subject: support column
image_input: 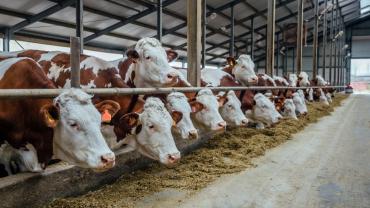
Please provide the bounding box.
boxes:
[276,33,280,76]
[292,47,295,74]
[157,0,163,42]
[76,0,84,53]
[187,0,202,87]
[201,0,206,68]
[250,16,255,59]
[334,4,339,85]
[266,0,276,76]
[2,28,10,52]
[312,0,319,79]
[296,0,304,74]
[322,0,328,79]
[230,5,235,57]
[70,37,81,88]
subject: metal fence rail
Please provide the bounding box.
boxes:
[0,86,345,99]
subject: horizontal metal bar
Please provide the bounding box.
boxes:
[0,86,345,99]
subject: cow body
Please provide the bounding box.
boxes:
[0,57,115,171]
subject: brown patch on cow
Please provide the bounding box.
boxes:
[17,50,48,61]
[0,58,55,165]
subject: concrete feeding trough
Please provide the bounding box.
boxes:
[0,133,213,208]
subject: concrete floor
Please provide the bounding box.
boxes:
[135,94,370,208]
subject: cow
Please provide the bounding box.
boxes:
[0,57,116,171]
[113,37,183,88]
[11,50,184,165]
[113,97,181,166]
[201,68,281,128]
[293,90,308,116]
[200,68,249,127]
[224,54,258,86]
[0,142,42,177]
[166,92,200,140]
[245,93,283,129]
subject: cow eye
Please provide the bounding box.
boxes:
[145,56,151,60]
[149,125,154,129]
[70,122,79,129]
[228,104,233,108]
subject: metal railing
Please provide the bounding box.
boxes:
[0,86,345,99]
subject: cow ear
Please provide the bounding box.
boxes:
[189,101,204,113]
[119,113,141,135]
[171,111,183,125]
[216,95,228,107]
[226,57,236,66]
[95,100,121,123]
[166,49,178,62]
[126,49,139,63]
[40,104,60,128]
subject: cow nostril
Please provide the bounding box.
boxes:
[101,153,115,165]
[218,121,226,127]
[241,119,248,125]
[167,74,173,79]
[188,130,198,139]
[168,154,179,163]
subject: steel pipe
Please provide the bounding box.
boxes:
[312,0,319,79]
[0,86,346,99]
[296,0,304,74]
[266,0,276,76]
[70,37,81,88]
[76,0,84,52]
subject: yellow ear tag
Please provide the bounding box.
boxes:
[46,113,55,123]
[172,120,176,127]
[102,109,112,123]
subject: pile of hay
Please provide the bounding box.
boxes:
[47,94,348,208]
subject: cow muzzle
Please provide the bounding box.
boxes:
[94,153,115,172]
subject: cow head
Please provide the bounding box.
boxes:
[281,99,298,120]
[166,92,199,140]
[45,89,115,172]
[219,91,248,126]
[126,38,180,88]
[191,88,227,131]
[316,75,328,86]
[298,72,310,87]
[230,54,258,85]
[288,74,298,87]
[251,93,282,127]
[116,97,181,166]
[318,88,330,106]
[293,91,308,116]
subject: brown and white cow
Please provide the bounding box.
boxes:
[13,50,181,165]
[0,57,115,171]
[112,37,182,88]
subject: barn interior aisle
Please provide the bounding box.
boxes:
[133,94,370,208]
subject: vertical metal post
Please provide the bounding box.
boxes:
[329,0,335,83]
[312,0,319,80]
[296,0,304,74]
[157,0,163,42]
[250,16,255,59]
[266,0,276,76]
[76,0,84,53]
[70,37,81,88]
[322,0,328,79]
[347,27,352,85]
[2,28,10,52]
[334,4,339,85]
[292,47,295,74]
[276,33,280,76]
[187,0,202,87]
[283,49,287,76]
[201,0,206,68]
[230,5,235,57]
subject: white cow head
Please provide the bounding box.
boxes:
[45,89,115,171]
[298,72,310,87]
[117,97,181,166]
[288,74,298,87]
[219,91,248,126]
[308,88,314,102]
[0,142,43,174]
[251,93,282,127]
[293,92,308,116]
[166,92,199,140]
[326,92,333,103]
[281,99,298,120]
[192,88,227,131]
[126,38,179,88]
[318,88,330,106]
[316,75,328,86]
[231,54,258,86]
